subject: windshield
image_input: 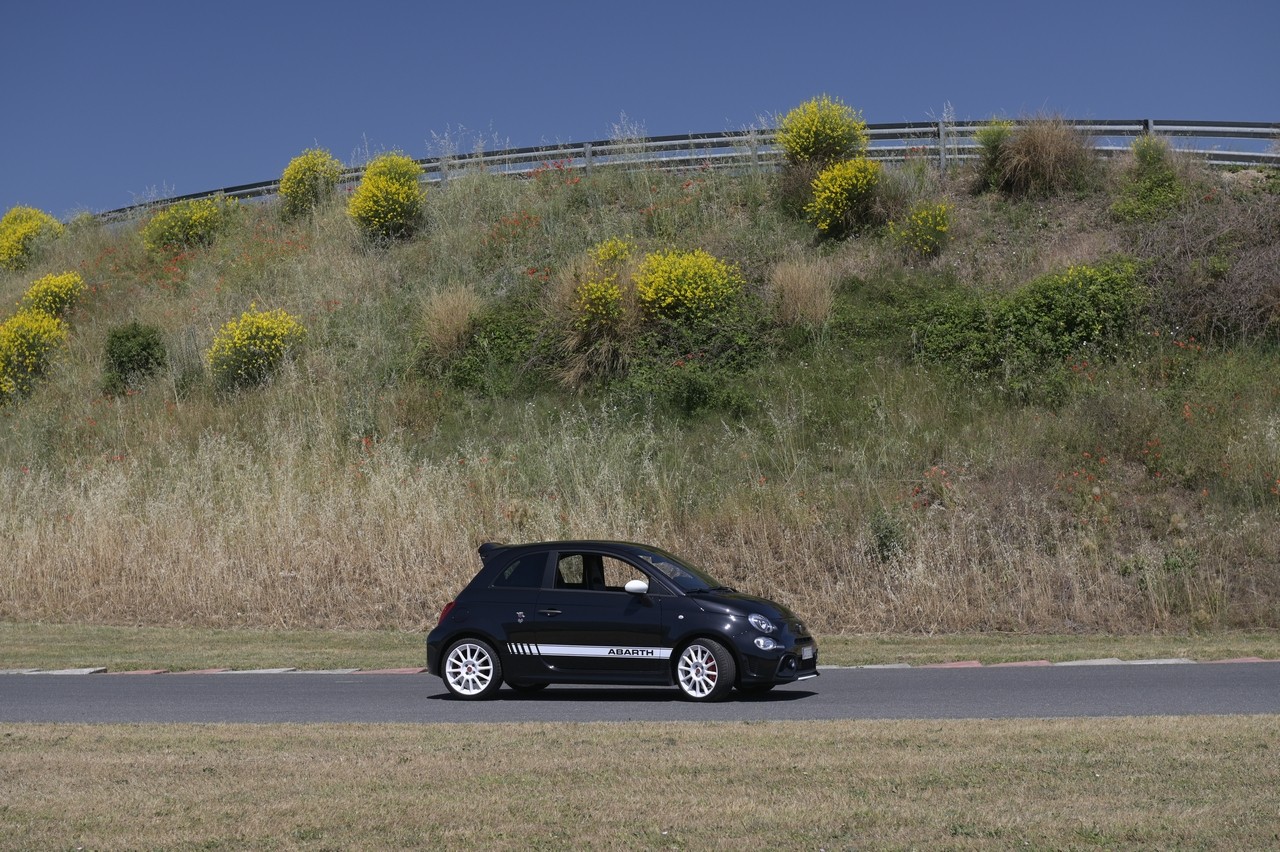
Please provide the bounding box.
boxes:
[635,548,726,593]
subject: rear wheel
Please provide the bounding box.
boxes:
[675,639,736,702]
[442,638,503,699]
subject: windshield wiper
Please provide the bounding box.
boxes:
[689,584,737,594]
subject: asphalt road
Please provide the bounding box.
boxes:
[2,663,1278,723]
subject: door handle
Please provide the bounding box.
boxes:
[538,608,562,617]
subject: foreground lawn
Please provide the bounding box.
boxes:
[3,622,1279,671]
[2,718,1277,848]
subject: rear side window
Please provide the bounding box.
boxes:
[490,554,547,588]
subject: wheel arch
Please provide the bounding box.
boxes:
[669,631,745,686]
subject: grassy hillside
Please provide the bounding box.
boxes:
[2,131,1278,634]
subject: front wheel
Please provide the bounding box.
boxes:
[675,639,736,702]
[442,638,503,699]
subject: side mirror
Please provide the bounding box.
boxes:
[624,579,649,595]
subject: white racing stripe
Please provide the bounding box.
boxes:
[507,644,673,660]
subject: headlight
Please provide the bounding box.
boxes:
[754,637,779,651]
[748,613,776,634]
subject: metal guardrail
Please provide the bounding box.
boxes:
[98,118,1279,221]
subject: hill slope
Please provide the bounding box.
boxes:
[2,152,1277,633]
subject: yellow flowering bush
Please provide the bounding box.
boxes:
[805,157,882,237]
[776,95,869,166]
[141,197,237,258]
[572,236,635,331]
[348,153,425,242]
[206,304,307,390]
[574,276,624,331]
[588,236,635,268]
[0,309,68,403]
[0,206,64,271]
[633,248,743,323]
[20,271,87,319]
[279,148,343,218]
[889,201,951,258]
[362,152,424,185]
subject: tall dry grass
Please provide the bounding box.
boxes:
[768,255,838,329]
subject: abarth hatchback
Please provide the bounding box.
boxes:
[426,540,818,701]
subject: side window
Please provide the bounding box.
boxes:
[601,556,649,592]
[556,554,585,589]
[491,554,547,589]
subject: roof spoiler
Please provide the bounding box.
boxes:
[477,542,506,559]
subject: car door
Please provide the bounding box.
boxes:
[479,550,552,682]
[529,550,667,679]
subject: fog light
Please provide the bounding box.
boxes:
[754,637,779,651]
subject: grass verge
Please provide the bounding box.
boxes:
[3,622,1278,672]
[2,718,1277,848]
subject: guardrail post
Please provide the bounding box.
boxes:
[1144,118,1154,136]
[583,142,592,176]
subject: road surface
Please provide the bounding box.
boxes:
[2,663,1277,723]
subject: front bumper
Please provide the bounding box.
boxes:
[738,638,819,685]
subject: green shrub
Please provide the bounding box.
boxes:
[919,259,1148,399]
[348,153,425,242]
[633,248,744,323]
[0,309,68,403]
[805,158,882,237]
[0,206,64,271]
[102,321,167,395]
[776,95,868,166]
[141,197,238,257]
[279,148,344,218]
[20,271,87,319]
[973,120,1014,192]
[620,293,768,417]
[439,297,551,397]
[889,201,951,258]
[1110,135,1187,222]
[206,304,307,391]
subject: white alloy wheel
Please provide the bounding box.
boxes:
[676,639,735,702]
[443,639,503,699]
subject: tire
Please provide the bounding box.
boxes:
[442,638,504,699]
[675,639,736,702]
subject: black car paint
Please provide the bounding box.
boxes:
[426,541,819,698]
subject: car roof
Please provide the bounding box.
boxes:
[477,540,667,563]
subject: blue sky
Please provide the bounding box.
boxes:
[3,0,1277,218]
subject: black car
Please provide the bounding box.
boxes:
[426,540,818,701]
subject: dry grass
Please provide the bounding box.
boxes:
[2,718,1277,849]
[768,254,839,328]
[997,116,1100,198]
[418,282,481,360]
[5,622,1277,672]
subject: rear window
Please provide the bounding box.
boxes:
[490,554,546,588]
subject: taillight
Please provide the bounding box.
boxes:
[437,601,457,626]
